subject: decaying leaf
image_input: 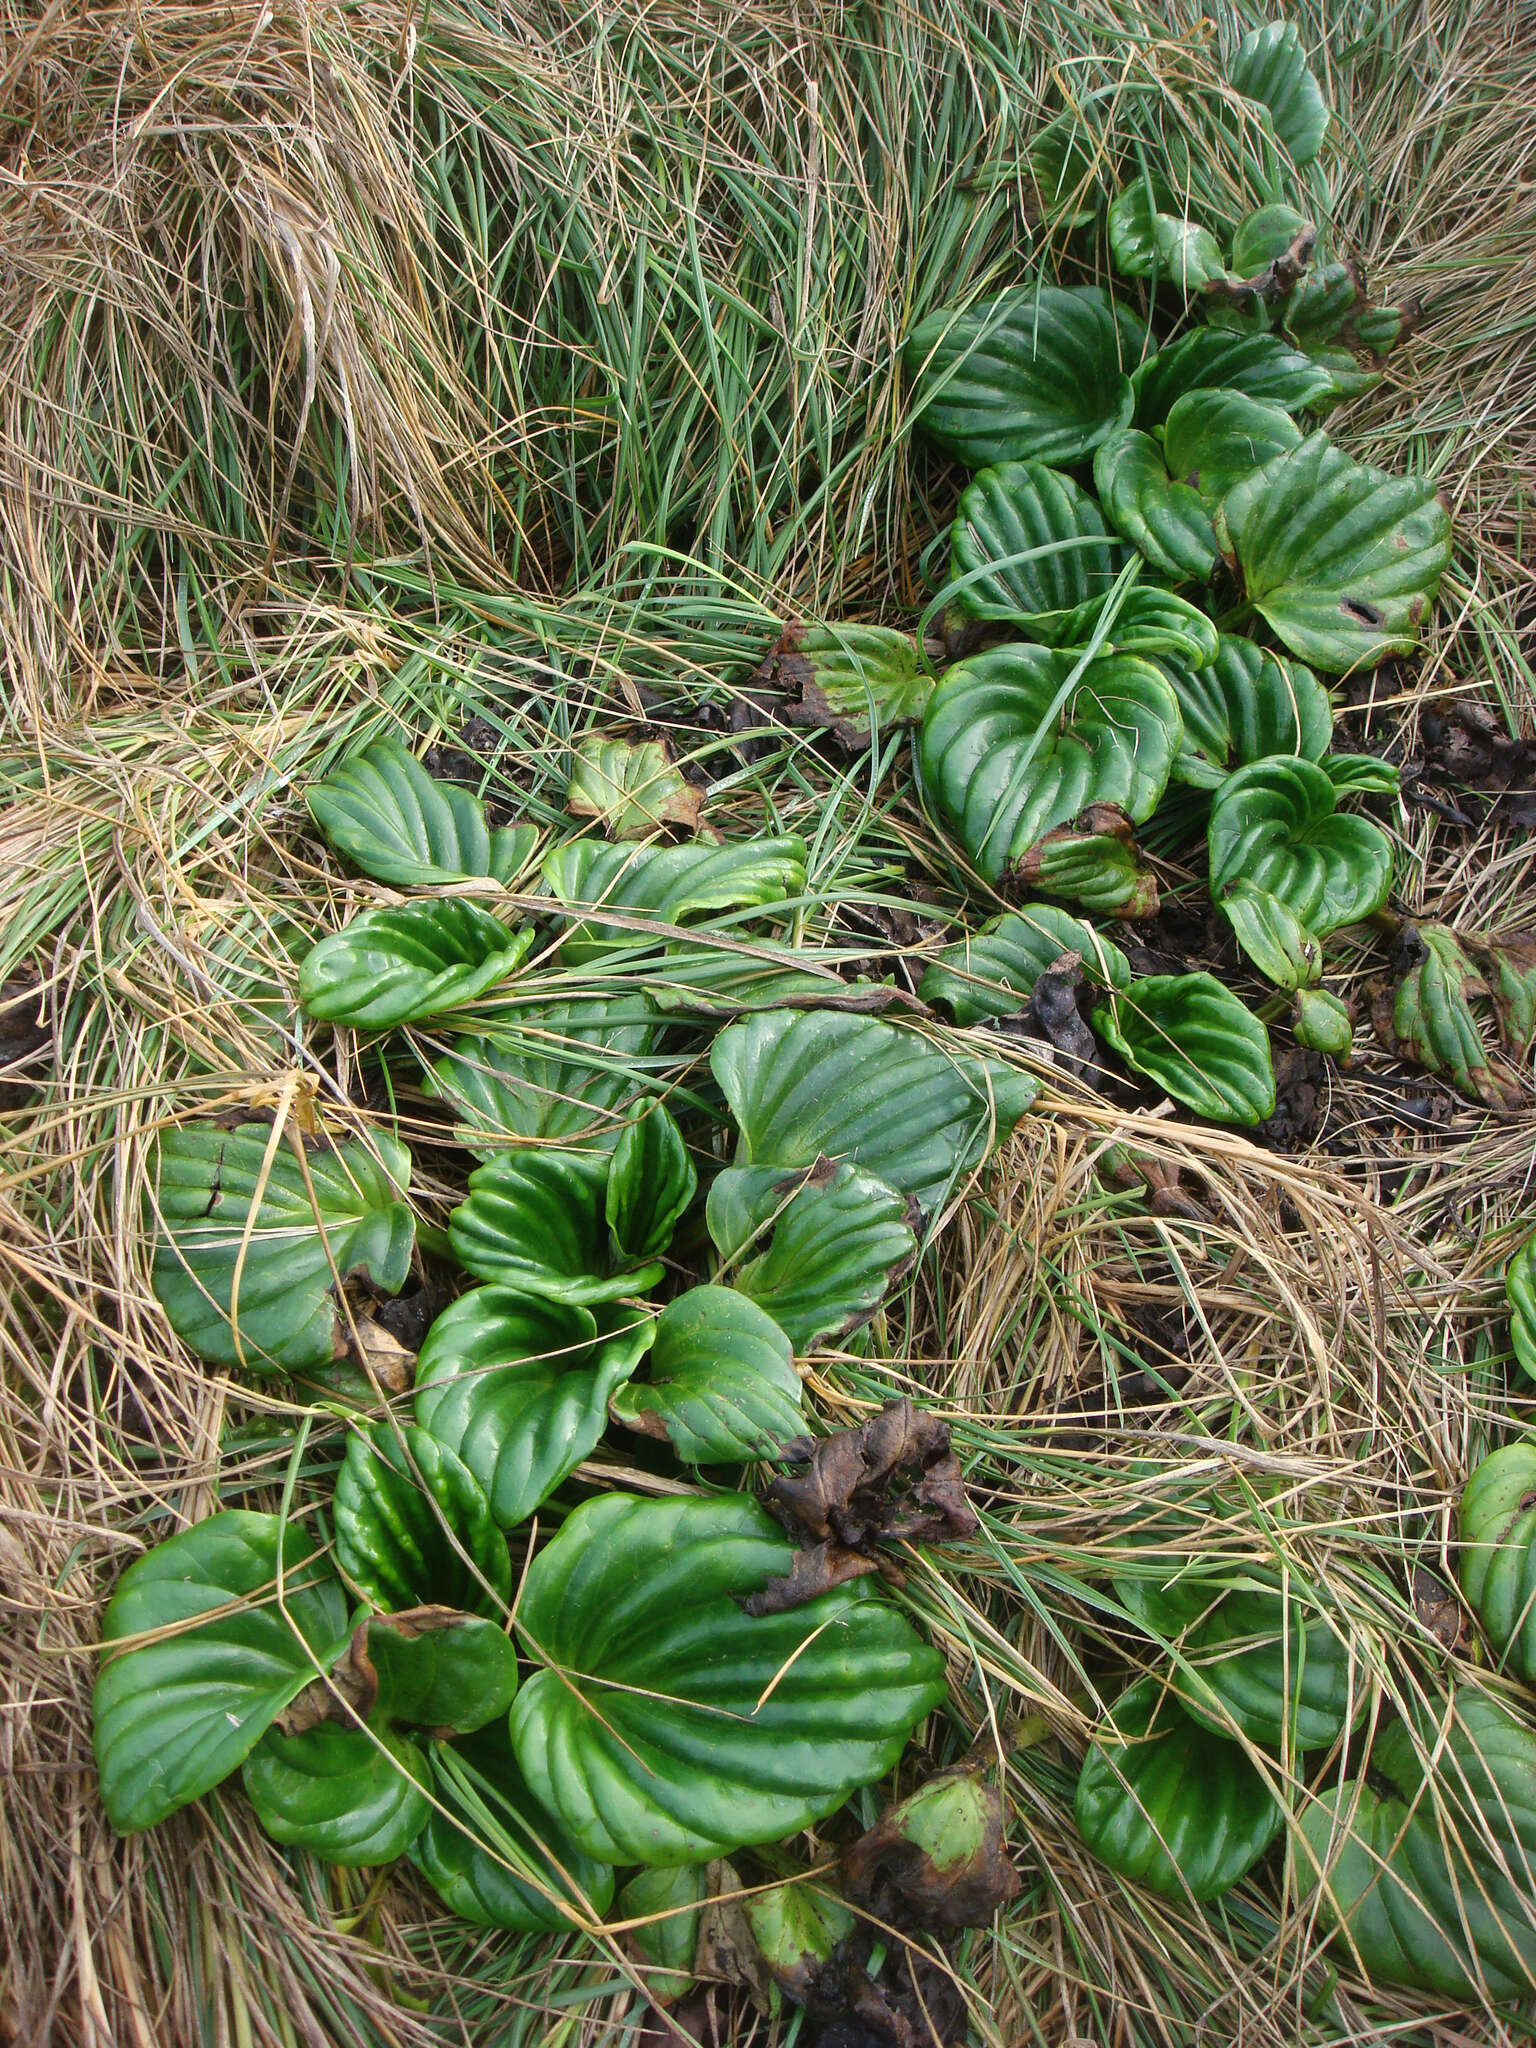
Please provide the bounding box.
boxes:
[1012,803,1160,919]
[749,621,933,746]
[1376,922,1522,1109]
[844,1764,1021,1928]
[1021,956,1098,1082]
[276,1605,509,1737]
[1412,1565,1469,1658]
[742,1398,978,1615]
[693,1860,772,2007]
[566,734,703,838]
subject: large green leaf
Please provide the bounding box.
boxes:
[299,902,534,1029]
[410,1725,616,1930]
[707,1161,917,1349]
[1131,330,1334,430]
[1085,586,1220,670]
[543,838,807,961]
[306,738,536,888]
[507,1491,947,1865]
[333,1424,511,1617]
[610,1285,804,1463]
[904,283,1136,468]
[1160,1588,1361,1749]
[151,1123,414,1377]
[1162,390,1302,509]
[1163,634,1333,790]
[919,906,1130,1024]
[711,1008,1037,1211]
[1219,433,1452,673]
[1460,1444,1536,1685]
[447,1150,663,1304]
[1074,1676,1282,1901]
[1207,757,1394,935]
[918,644,1183,883]
[1094,974,1276,1125]
[1230,19,1330,166]
[242,1725,430,1866]
[93,1511,350,1832]
[423,997,658,1159]
[414,1290,649,1528]
[947,462,1126,635]
[1093,430,1218,583]
[1508,1237,1536,1381]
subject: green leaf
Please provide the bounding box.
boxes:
[424,997,658,1159]
[414,1290,648,1528]
[1470,933,1536,1054]
[640,942,878,1017]
[1163,634,1333,790]
[448,1150,663,1303]
[617,1863,711,2003]
[947,462,1126,637]
[606,1102,697,1261]
[543,837,807,962]
[299,902,534,1029]
[362,1610,519,1734]
[1093,430,1218,583]
[707,1161,916,1349]
[920,906,1130,1024]
[1460,1444,1536,1683]
[307,738,537,889]
[565,735,701,839]
[333,1424,511,1617]
[1230,203,1312,276]
[744,1878,857,1996]
[1027,119,1103,230]
[1284,260,1365,350]
[507,1491,946,1864]
[1012,810,1161,919]
[1163,390,1301,509]
[243,1724,429,1866]
[610,1285,804,1463]
[1074,1677,1282,1900]
[1292,988,1353,1055]
[1150,216,1228,293]
[1085,587,1219,670]
[1301,343,1382,405]
[904,283,1135,468]
[1219,433,1452,673]
[1217,879,1324,991]
[712,1008,1038,1211]
[1510,1237,1536,1381]
[767,623,934,740]
[410,1725,616,1930]
[1106,176,1175,277]
[1094,974,1276,1125]
[1208,757,1394,935]
[1387,923,1517,1107]
[93,1511,350,1832]
[1230,19,1330,166]
[1167,1590,1362,1749]
[151,1123,414,1377]
[1321,752,1399,795]
[918,644,1183,883]
[1131,330,1334,430]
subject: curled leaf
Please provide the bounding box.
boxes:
[843,1766,1021,1928]
[307,737,536,888]
[299,902,534,1029]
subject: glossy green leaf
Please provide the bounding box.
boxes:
[1321,752,1399,795]
[448,1150,662,1303]
[707,1161,916,1349]
[1471,934,1536,1054]
[1230,203,1312,276]
[606,1102,697,1261]
[920,906,1130,1024]
[94,1511,350,1832]
[1094,974,1276,1125]
[424,997,658,1159]
[565,736,700,838]
[410,1725,616,1930]
[1087,586,1219,670]
[299,902,534,1029]
[1284,260,1365,350]
[362,1610,519,1734]
[1230,19,1330,166]
[1093,430,1218,583]
[307,738,537,888]
[334,1425,511,1618]
[1292,988,1353,1055]
[947,462,1126,636]
[1208,757,1394,934]
[918,644,1183,883]
[1131,329,1334,430]
[618,1862,711,2002]
[1173,1591,1361,1749]
[1163,390,1302,509]
[1302,343,1382,405]
[151,1123,413,1377]
[1218,879,1323,991]
[243,1724,430,1866]
[414,1290,648,1528]
[1508,1237,1536,1381]
[1150,215,1228,293]
[1105,176,1175,276]
[1074,1677,1282,1900]
[712,1007,1038,1210]
[1460,1444,1536,1683]
[904,283,1135,468]
[769,623,934,739]
[610,1285,804,1463]
[507,1491,947,1864]
[543,837,806,961]
[1012,810,1161,918]
[1387,922,1516,1107]
[1163,634,1333,790]
[1219,433,1453,673]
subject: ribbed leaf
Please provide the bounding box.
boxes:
[1291,988,1354,1054]
[507,1492,947,1864]
[1217,879,1323,990]
[243,1724,430,1866]
[1388,923,1515,1107]
[1074,1677,1282,1901]
[1106,176,1176,276]
[707,1161,916,1348]
[1321,753,1399,795]
[448,1149,663,1304]
[1219,433,1453,673]
[414,1291,649,1528]
[543,837,807,961]
[610,1286,804,1463]
[711,1008,1038,1210]
[1230,19,1329,165]
[904,283,1135,467]
[1135,1584,1362,1749]
[1207,757,1393,934]
[606,1102,697,1261]
[947,462,1126,635]
[1013,811,1161,918]
[363,1611,519,1734]
[1164,635,1333,790]
[1508,1237,1536,1381]
[565,736,700,839]
[1094,431,1218,583]
[1086,587,1219,669]
[333,1425,510,1617]
[1302,343,1382,405]
[1460,1444,1536,1683]
[424,997,658,1159]
[919,644,1183,883]
[307,738,536,888]
[769,623,934,740]
[617,1863,710,2002]
[1285,260,1365,350]
[93,1512,350,1832]
[920,907,1130,1024]
[1131,330,1334,430]
[1162,390,1302,509]
[1094,974,1276,1125]
[151,1124,413,1377]
[299,902,534,1029]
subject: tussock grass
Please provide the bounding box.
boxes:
[4,0,1536,2044]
